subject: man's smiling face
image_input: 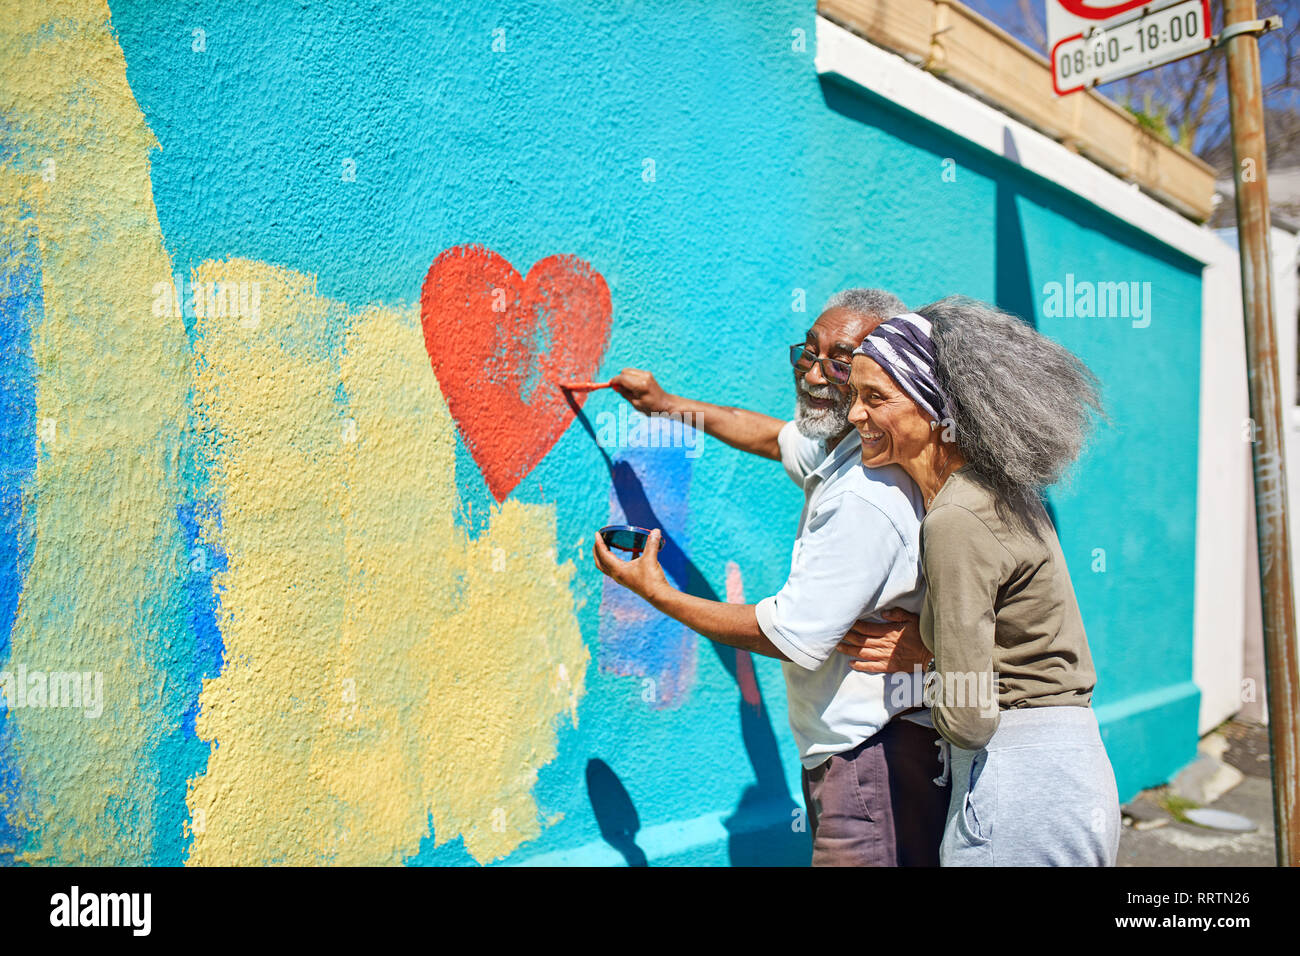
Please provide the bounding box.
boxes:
[794,307,882,443]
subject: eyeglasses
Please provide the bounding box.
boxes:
[789,344,852,385]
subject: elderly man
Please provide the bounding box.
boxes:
[593,289,950,866]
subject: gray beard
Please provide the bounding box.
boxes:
[794,390,851,442]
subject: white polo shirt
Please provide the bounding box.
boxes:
[755,420,929,769]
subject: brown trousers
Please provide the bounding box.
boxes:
[801,717,951,866]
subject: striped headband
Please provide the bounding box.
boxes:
[853,313,950,423]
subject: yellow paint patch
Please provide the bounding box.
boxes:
[186,260,587,865]
[0,0,189,863]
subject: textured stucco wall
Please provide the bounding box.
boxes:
[0,0,1204,865]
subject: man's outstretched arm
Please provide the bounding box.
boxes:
[593,531,791,660]
[609,368,784,461]
[594,529,926,670]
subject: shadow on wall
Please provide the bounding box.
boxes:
[996,127,1037,332]
[586,759,647,867]
[566,393,809,867]
[819,77,1061,529]
[996,126,1058,531]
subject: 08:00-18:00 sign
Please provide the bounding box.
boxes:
[1057,4,1204,84]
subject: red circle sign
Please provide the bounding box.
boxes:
[1057,0,1149,18]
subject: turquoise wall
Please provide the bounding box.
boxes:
[0,0,1202,865]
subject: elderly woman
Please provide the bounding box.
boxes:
[847,295,1120,866]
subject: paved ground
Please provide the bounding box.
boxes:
[1117,718,1277,867]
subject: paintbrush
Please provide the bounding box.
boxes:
[558,380,613,392]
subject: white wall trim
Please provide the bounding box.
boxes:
[814,16,1234,269]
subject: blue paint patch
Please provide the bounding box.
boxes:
[175,500,227,739]
[0,198,41,862]
[596,410,697,707]
[451,428,495,541]
[404,815,479,866]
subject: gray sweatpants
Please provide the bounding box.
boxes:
[940,705,1120,866]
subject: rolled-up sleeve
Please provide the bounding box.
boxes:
[776,420,824,487]
[920,505,1009,751]
[755,491,918,671]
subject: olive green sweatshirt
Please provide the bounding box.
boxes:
[919,467,1096,751]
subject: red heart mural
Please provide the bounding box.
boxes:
[420,244,612,500]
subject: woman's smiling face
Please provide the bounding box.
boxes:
[847,354,934,470]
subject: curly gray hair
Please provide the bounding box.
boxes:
[824,288,906,322]
[920,295,1104,530]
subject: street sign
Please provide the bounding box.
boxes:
[1048,0,1213,94]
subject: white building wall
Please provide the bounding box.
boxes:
[1195,246,1250,734]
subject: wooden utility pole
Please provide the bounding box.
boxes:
[1223,0,1300,867]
